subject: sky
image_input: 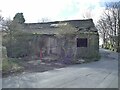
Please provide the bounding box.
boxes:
[0,0,119,24]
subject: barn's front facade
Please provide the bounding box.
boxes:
[20,19,100,62]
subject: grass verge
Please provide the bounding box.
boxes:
[2,58,24,76]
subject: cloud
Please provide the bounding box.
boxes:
[57,0,105,24]
[0,0,106,23]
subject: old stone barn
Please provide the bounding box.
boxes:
[5,19,99,63]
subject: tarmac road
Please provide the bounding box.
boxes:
[1,48,118,88]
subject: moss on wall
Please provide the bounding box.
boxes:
[2,46,7,58]
[76,32,99,60]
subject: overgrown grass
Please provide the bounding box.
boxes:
[102,43,119,52]
[2,58,24,75]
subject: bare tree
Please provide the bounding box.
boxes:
[97,1,120,51]
[0,16,3,22]
[38,17,51,23]
[97,17,108,47]
[82,9,92,19]
[0,12,4,30]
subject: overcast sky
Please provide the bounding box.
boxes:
[0,0,119,23]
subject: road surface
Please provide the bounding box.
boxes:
[1,48,118,88]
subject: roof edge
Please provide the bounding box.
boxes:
[24,19,93,25]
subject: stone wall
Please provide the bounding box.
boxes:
[0,32,2,71]
[37,33,99,61]
[3,31,99,61]
[76,32,99,60]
